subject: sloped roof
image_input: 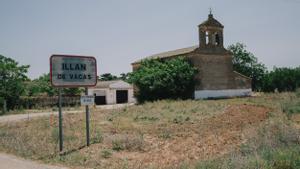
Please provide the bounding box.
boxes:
[95,80,118,88]
[132,46,198,64]
[199,14,224,28]
[94,80,132,89]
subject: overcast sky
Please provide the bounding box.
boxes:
[0,0,299,79]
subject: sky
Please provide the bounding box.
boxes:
[0,0,299,79]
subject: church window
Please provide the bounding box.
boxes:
[215,33,220,45]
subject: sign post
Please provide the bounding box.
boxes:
[58,88,63,152]
[50,55,97,152]
[85,87,90,146]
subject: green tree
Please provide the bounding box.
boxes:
[99,73,118,81]
[120,73,129,81]
[228,43,267,91]
[26,73,55,96]
[128,57,197,102]
[262,67,300,92]
[26,73,82,96]
[0,55,29,110]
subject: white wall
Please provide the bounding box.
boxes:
[107,89,115,104]
[128,89,135,103]
[194,89,252,99]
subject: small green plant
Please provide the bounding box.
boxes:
[239,143,252,156]
[91,129,103,144]
[159,129,172,139]
[51,127,59,143]
[173,115,190,124]
[101,149,112,158]
[112,139,124,151]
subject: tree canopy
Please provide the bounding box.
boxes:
[26,73,82,97]
[0,55,30,110]
[262,67,300,92]
[99,73,118,81]
[228,43,267,91]
[128,57,197,102]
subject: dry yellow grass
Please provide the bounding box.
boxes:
[0,92,299,169]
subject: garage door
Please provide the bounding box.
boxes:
[116,90,128,104]
[95,96,106,105]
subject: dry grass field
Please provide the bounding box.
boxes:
[0,92,299,169]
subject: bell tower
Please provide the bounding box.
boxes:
[198,10,224,49]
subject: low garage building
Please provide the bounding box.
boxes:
[88,80,135,105]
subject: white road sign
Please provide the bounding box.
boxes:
[50,55,97,87]
[81,95,95,105]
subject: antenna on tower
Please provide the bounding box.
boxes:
[209,7,212,15]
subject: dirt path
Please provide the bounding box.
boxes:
[0,103,134,123]
[0,110,82,123]
[0,153,68,169]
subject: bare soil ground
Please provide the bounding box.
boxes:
[91,105,270,168]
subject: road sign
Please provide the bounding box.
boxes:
[50,54,97,152]
[50,55,97,87]
[81,95,95,105]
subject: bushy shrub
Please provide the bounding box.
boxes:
[129,57,197,102]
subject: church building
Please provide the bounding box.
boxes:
[131,12,252,99]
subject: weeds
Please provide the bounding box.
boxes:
[195,113,300,169]
[112,134,144,151]
[91,129,103,144]
[282,100,300,117]
[159,129,172,139]
[134,115,159,122]
[101,149,112,158]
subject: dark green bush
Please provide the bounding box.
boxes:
[129,57,197,102]
[262,67,300,92]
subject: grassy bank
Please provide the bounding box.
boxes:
[0,92,299,169]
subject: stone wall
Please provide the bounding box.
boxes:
[233,71,252,89]
[188,52,237,90]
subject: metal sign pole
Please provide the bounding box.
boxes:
[85,87,90,146]
[58,88,63,152]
